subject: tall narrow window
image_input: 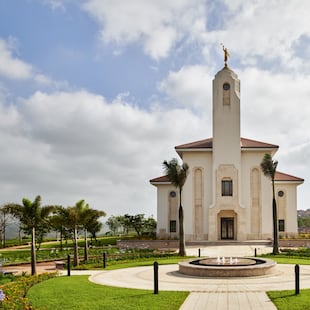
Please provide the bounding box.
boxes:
[279,220,285,232]
[170,220,177,232]
[223,83,230,105]
[222,179,233,196]
[169,191,177,234]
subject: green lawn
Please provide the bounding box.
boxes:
[27,275,189,310]
[268,289,310,310]
[269,257,310,265]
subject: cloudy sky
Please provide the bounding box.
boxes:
[0,0,309,220]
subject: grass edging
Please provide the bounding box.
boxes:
[267,289,310,310]
[27,275,189,310]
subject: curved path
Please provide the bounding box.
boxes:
[89,263,310,292]
[89,264,310,309]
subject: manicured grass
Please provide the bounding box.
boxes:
[261,255,310,265]
[267,289,310,310]
[27,275,189,310]
[271,257,310,265]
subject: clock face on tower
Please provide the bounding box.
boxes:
[223,83,230,90]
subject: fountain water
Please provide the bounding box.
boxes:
[179,256,276,277]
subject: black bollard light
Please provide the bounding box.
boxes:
[67,254,71,277]
[154,261,159,294]
[254,248,257,257]
[295,264,300,295]
[198,248,201,257]
[103,252,106,269]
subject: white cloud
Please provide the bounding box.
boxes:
[34,73,69,90]
[0,90,206,216]
[82,0,206,60]
[0,38,33,80]
[159,65,212,109]
[239,67,310,208]
[41,0,66,11]
[203,0,310,71]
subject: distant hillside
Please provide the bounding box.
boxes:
[298,209,310,217]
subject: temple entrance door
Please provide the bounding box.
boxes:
[221,217,234,240]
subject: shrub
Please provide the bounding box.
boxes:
[0,272,57,309]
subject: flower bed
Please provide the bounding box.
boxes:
[0,272,57,309]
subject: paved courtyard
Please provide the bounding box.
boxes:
[88,245,310,309]
[3,245,310,309]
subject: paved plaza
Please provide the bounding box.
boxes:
[3,245,310,309]
[88,245,310,310]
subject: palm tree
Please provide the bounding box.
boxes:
[260,153,279,255]
[82,208,106,261]
[68,200,87,266]
[4,195,55,275]
[163,158,189,256]
[65,200,91,266]
[50,206,68,251]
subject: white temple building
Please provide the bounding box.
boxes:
[150,61,304,242]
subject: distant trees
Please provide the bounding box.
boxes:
[298,216,310,230]
[3,196,106,271]
[106,214,156,237]
[0,205,15,248]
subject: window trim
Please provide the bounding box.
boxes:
[169,220,177,233]
[279,219,285,232]
[222,179,233,196]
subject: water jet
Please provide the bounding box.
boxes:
[179,257,276,277]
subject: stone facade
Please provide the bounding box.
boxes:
[150,65,304,242]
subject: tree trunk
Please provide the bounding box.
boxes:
[3,214,6,248]
[73,226,79,266]
[18,224,22,245]
[31,226,37,275]
[178,188,186,256]
[178,204,186,256]
[272,179,279,255]
[84,229,88,262]
[60,226,63,251]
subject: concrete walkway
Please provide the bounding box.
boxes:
[5,245,309,309]
[87,245,310,310]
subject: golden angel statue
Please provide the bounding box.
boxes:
[221,44,230,66]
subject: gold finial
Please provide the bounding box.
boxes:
[221,43,230,67]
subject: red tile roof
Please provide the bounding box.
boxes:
[150,171,304,184]
[275,171,304,183]
[175,137,213,149]
[150,138,303,185]
[240,138,279,149]
[149,175,170,184]
[175,137,278,150]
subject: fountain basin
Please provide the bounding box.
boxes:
[179,257,276,277]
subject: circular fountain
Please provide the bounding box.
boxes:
[179,256,276,277]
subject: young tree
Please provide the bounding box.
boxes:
[163,158,189,256]
[63,200,105,266]
[0,205,15,248]
[4,195,55,275]
[106,215,121,235]
[124,214,145,237]
[50,205,69,251]
[82,208,105,261]
[66,200,89,266]
[260,153,279,255]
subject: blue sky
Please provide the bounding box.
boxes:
[0,0,310,223]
